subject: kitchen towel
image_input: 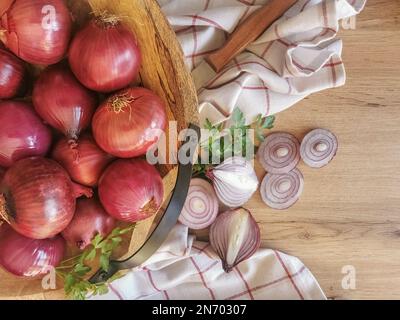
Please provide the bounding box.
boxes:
[160,0,366,125]
[90,224,326,300]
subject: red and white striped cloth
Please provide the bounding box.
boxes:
[90,224,325,300]
[160,0,366,125]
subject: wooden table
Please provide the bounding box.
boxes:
[244,0,400,300]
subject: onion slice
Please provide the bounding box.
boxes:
[300,129,338,168]
[210,208,261,272]
[257,132,300,174]
[260,168,304,210]
[178,178,218,230]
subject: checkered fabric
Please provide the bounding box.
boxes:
[90,224,325,300]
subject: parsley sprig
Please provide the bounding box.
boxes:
[57,224,135,300]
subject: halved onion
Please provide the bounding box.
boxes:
[178,178,218,230]
[257,132,300,174]
[300,129,338,168]
[260,168,304,210]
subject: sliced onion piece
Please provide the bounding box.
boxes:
[260,168,304,210]
[257,132,300,174]
[178,178,218,230]
[210,208,261,273]
[301,129,338,168]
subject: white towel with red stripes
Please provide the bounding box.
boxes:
[91,0,366,300]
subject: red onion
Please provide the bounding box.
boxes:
[69,15,141,93]
[0,167,4,182]
[178,178,218,230]
[62,198,115,250]
[0,225,65,278]
[257,132,300,174]
[98,159,164,223]
[0,157,92,239]
[206,157,259,208]
[210,208,261,273]
[0,48,25,99]
[301,129,338,168]
[52,134,114,187]
[92,87,167,158]
[32,65,97,141]
[0,0,72,65]
[260,168,304,210]
[0,101,51,168]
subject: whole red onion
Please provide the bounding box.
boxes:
[0,0,72,65]
[0,157,93,239]
[0,167,4,183]
[69,16,141,93]
[52,134,114,187]
[92,87,167,158]
[32,65,97,141]
[0,48,26,99]
[99,159,164,223]
[0,101,52,168]
[0,224,65,278]
[62,198,115,250]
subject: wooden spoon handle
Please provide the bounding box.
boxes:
[206,0,297,72]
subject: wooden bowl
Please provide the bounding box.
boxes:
[0,0,198,299]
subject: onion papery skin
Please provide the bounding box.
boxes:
[257,132,300,174]
[69,18,141,93]
[260,168,304,210]
[0,0,72,65]
[0,48,25,99]
[178,178,219,230]
[98,159,164,223]
[207,156,259,208]
[32,65,97,141]
[52,134,114,187]
[210,208,261,273]
[62,198,115,250]
[0,225,65,278]
[300,129,338,168]
[0,157,92,239]
[92,87,167,158]
[0,101,52,168]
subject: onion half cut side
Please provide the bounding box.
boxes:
[257,132,300,174]
[260,168,304,210]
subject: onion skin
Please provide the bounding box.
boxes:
[32,65,97,141]
[99,159,164,223]
[0,101,52,168]
[0,0,72,65]
[0,224,65,278]
[62,198,115,250]
[52,134,114,187]
[210,208,261,273]
[0,48,25,99]
[69,18,141,93]
[0,157,92,239]
[93,87,167,158]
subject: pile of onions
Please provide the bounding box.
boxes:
[210,208,260,273]
[0,0,72,65]
[69,14,141,93]
[32,65,97,142]
[0,225,65,277]
[0,157,92,239]
[62,198,115,250]
[92,87,167,158]
[301,129,338,168]
[178,178,219,230]
[98,159,164,223]
[260,168,304,210]
[257,132,300,174]
[0,48,25,99]
[206,156,259,208]
[52,134,114,187]
[0,101,51,168]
